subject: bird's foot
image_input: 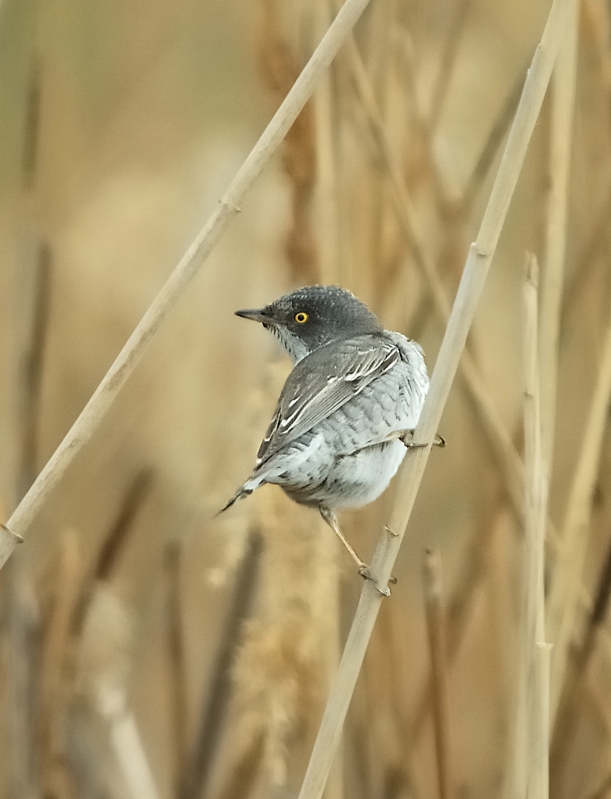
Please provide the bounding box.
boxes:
[319,507,397,595]
[357,563,396,596]
[400,431,446,449]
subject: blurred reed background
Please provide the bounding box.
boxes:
[0,0,610,797]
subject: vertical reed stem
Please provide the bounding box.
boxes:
[522,255,550,799]
[423,549,455,799]
[547,314,611,721]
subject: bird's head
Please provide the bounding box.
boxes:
[235,285,382,363]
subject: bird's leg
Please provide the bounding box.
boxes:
[319,507,392,596]
[351,431,445,456]
[319,507,366,570]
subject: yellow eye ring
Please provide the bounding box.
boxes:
[295,312,308,324]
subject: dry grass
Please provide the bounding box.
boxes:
[1,0,611,798]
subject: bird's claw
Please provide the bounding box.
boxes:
[358,564,394,596]
[400,432,446,449]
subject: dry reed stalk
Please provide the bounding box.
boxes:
[3,559,40,799]
[522,256,550,799]
[539,3,578,470]
[561,0,611,328]
[392,22,428,180]
[422,549,455,799]
[405,488,511,753]
[383,9,449,213]
[164,540,188,796]
[16,241,51,500]
[393,356,591,773]
[258,0,319,284]
[20,56,41,191]
[104,700,163,799]
[346,36,534,530]
[0,52,46,794]
[363,0,394,87]
[297,0,577,795]
[2,57,51,784]
[356,606,407,797]
[461,72,525,209]
[15,40,46,495]
[550,535,611,787]
[68,469,154,658]
[61,478,156,798]
[353,573,434,798]
[94,469,154,582]
[77,584,161,799]
[583,0,611,92]
[359,0,398,307]
[313,0,341,285]
[427,0,471,132]
[562,181,611,328]
[0,0,376,568]
[547,313,611,723]
[404,432,586,785]
[180,533,262,799]
[39,530,84,798]
[580,538,611,672]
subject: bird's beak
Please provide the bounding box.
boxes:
[235,308,275,325]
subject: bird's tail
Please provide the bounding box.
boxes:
[216,475,264,516]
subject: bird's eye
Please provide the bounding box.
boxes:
[294,312,308,324]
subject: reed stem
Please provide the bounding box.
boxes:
[297,1,577,795]
[0,0,375,568]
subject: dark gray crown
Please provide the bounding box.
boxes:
[235,285,383,362]
[268,285,378,339]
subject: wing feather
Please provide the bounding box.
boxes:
[256,335,399,465]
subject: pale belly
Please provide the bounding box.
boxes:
[278,438,407,510]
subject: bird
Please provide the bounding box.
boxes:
[220,285,441,582]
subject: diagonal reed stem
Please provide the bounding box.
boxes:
[297,1,577,797]
[0,0,375,569]
[347,36,527,527]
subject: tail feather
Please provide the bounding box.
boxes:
[216,475,264,516]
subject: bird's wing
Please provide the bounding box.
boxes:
[256,335,399,465]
